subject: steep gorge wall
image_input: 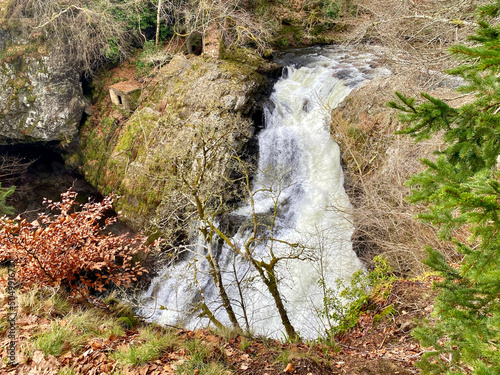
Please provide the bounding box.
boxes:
[75,55,278,235]
[0,9,278,237]
[327,52,467,275]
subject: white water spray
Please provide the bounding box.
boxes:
[141,47,389,338]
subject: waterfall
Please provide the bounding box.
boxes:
[141,47,389,339]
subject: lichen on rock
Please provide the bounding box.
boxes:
[0,37,86,144]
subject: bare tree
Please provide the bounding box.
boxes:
[7,0,148,74]
[201,159,308,339]
[144,113,306,338]
[0,154,34,186]
[150,120,246,330]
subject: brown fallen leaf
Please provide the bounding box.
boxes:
[39,318,51,325]
[100,364,112,372]
[82,348,93,357]
[61,352,73,359]
[81,363,93,373]
[285,363,294,373]
[206,334,219,343]
[88,339,104,350]
[163,364,175,373]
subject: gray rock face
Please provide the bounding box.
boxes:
[0,53,85,144]
[164,56,267,114]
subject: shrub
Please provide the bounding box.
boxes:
[322,0,341,19]
[319,255,395,338]
[0,189,148,298]
[6,0,146,74]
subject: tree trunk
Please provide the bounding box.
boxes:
[155,0,162,50]
[206,241,241,330]
[199,302,224,329]
[254,262,298,340]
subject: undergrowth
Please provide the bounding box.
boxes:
[176,339,226,375]
[319,255,396,339]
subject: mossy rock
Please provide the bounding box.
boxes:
[78,55,272,234]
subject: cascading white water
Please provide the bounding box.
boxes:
[141,47,389,338]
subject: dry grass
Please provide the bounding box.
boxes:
[332,0,489,94]
[331,72,467,276]
[326,0,484,275]
[339,0,484,48]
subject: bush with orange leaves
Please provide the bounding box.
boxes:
[0,189,149,297]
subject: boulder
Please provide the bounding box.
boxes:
[0,47,85,144]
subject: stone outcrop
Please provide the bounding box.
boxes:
[0,33,86,144]
[76,54,279,232]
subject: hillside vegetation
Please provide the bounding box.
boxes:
[0,0,498,374]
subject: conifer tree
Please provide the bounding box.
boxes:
[0,183,15,216]
[388,2,500,374]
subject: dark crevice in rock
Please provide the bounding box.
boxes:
[81,73,93,97]
[0,143,98,218]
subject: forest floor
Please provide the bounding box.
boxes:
[0,272,438,375]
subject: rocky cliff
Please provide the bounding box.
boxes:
[0,16,278,237]
[76,55,278,235]
[0,27,87,144]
